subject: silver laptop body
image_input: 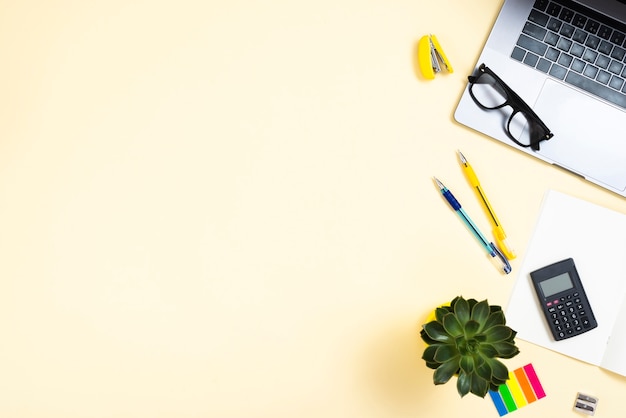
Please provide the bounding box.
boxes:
[455,0,626,197]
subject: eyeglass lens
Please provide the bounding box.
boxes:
[470,72,509,109]
[470,72,541,149]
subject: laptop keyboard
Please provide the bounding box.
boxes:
[511,0,626,109]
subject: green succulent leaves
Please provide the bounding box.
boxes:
[421,296,520,398]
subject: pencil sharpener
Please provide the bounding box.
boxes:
[574,392,598,415]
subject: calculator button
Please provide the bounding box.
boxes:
[582,317,591,328]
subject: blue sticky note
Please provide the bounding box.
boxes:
[489,390,509,416]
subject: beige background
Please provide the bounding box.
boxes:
[1,0,625,416]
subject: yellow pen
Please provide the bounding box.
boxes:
[458,151,516,260]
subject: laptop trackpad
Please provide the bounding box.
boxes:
[534,79,626,191]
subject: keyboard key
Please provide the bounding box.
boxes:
[546,3,561,17]
[610,31,625,46]
[560,23,575,38]
[609,76,624,90]
[598,40,613,55]
[546,47,560,61]
[572,14,587,29]
[547,17,562,32]
[597,70,611,84]
[534,0,549,12]
[511,46,526,62]
[524,52,540,67]
[583,48,598,63]
[610,46,625,60]
[598,25,612,40]
[529,9,550,27]
[559,7,575,23]
[557,37,573,52]
[572,28,587,43]
[558,53,573,68]
[566,71,626,108]
[523,22,547,40]
[571,58,586,73]
[546,2,561,17]
[549,64,567,79]
[609,60,623,75]
[583,65,599,78]
[585,35,600,49]
[517,34,548,55]
[570,43,585,57]
[585,20,600,34]
[537,58,552,73]
[545,31,559,46]
[596,54,610,69]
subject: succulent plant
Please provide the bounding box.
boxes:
[420,296,520,398]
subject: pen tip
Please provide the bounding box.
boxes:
[458,150,467,163]
[433,177,444,189]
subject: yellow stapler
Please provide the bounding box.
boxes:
[418,34,453,80]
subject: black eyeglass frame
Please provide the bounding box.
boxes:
[468,63,554,151]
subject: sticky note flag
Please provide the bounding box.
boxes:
[488,363,546,416]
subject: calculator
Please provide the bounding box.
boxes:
[530,258,597,341]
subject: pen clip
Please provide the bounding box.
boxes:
[490,243,512,275]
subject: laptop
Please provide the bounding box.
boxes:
[454,0,626,198]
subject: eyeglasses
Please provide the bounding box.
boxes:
[468,63,554,151]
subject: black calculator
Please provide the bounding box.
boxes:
[530,258,597,341]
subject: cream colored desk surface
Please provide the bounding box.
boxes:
[2,1,626,417]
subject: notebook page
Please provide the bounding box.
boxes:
[601,291,626,376]
[506,190,626,370]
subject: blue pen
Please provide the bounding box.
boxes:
[434,177,511,274]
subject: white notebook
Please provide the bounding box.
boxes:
[506,190,626,376]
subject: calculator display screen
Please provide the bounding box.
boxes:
[539,272,574,297]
